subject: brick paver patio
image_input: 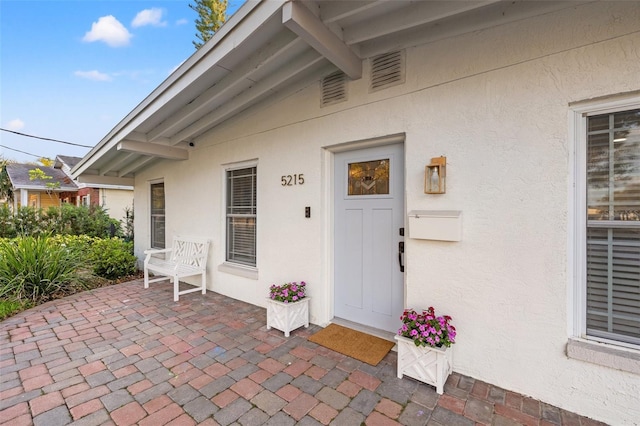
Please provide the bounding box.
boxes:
[0,279,607,425]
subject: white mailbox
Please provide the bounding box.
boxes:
[408,210,462,241]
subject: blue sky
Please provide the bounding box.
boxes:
[0,0,243,164]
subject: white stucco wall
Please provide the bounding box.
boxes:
[100,188,133,224]
[133,2,640,424]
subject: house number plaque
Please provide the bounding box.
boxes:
[281,174,305,186]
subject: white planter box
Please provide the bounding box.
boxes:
[266,298,310,337]
[395,335,453,394]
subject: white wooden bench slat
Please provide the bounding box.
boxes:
[143,236,211,301]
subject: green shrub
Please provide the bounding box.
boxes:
[0,204,123,239]
[13,206,44,236]
[123,206,134,242]
[90,238,137,280]
[50,234,97,263]
[0,205,16,238]
[0,299,31,320]
[0,235,86,303]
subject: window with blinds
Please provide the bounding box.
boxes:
[150,182,165,249]
[226,167,257,266]
[586,108,640,345]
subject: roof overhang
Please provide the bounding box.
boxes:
[13,185,78,192]
[73,0,586,184]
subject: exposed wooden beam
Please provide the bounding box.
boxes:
[283,1,362,79]
[99,152,135,176]
[76,175,135,187]
[126,131,148,142]
[320,1,381,24]
[344,1,500,44]
[147,34,305,143]
[118,156,156,177]
[117,140,189,160]
[171,50,325,143]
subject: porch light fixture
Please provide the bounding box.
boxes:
[425,156,446,194]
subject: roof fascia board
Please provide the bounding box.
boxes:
[117,141,189,160]
[283,1,362,79]
[76,175,135,187]
[12,185,76,192]
[88,184,134,190]
[73,0,287,178]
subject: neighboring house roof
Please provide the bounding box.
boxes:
[6,163,78,192]
[55,155,82,170]
[73,0,586,184]
[56,155,133,191]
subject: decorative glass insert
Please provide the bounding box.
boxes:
[348,158,390,195]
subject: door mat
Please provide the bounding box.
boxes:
[308,323,395,366]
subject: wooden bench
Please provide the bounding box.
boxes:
[143,236,211,301]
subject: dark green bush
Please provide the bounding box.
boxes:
[0,205,16,238]
[50,234,97,263]
[0,205,122,239]
[89,238,137,279]
[42,204,122,238]
[0,235,86,303]
[13,206,43,236]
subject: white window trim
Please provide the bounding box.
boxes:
[219,159,259,278]
[149,179,165,250]
[568,94,640,372]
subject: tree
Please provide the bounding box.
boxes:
[38,157,54,167]
[189,0,228,49]
[28,168,60,191]
[0,159,13,204]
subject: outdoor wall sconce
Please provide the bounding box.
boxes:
[425,156,446,194]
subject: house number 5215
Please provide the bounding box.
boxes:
[281,174,304,186]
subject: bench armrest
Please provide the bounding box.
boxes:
[144,248,173,266]
[144,248,172,255]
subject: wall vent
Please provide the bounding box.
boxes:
[321,71,347,106]
[370,50,405,92]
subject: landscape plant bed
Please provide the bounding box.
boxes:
[0,234,141,320]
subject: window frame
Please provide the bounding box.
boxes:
[224,162,257,269]
[150,180,165,250]
[570,94,640,351]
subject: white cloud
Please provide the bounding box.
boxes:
[5,119,25,131]
[132,8,167,28]
[176,18,188,26]
[83,15,132,47]
[74,70,112,82]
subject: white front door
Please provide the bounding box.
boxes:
[334,143,404,333]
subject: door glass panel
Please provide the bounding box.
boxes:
[348,158,389,195]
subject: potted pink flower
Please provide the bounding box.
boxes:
[395,307,456,394]
[266,281,310,337]
[398,307,456,348]
[269,281,306,303]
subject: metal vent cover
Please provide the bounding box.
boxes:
[370,50,405,92]
[321,71,347,106]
